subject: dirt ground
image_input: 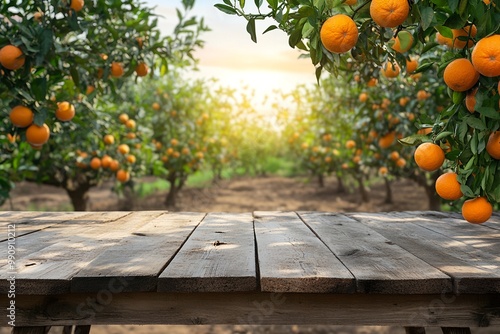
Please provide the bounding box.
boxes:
[1,176,495,333]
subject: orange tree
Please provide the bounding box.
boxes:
[216,0,500,223]
[0,0,207,206]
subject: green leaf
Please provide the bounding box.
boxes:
[267,0,278,10]
[255,0,264,7]
[214,4,238,15]
[436,25,453,38]
[477,107,500,120]
[448,0,460,12]
[31,77,47,101]
[470,132,478,155]
[239,0,246,7]
[263,25,278,34]
[435,131,453,141]
[246,18,257,43]
[420,7,435,31]
[398,134,429,146]
[444,13,467,29]
[465,116,487,130]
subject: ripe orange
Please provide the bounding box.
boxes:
[116,169,130,182]
[406,57,418,74]
[33,11,43,22]
[26,123,50,146]
[389,151,400,161]
[378,131,395,149]
[370,0,409,28]
[101,155,112,169]
[86,85,95,95]
[396,157,406,167]
[462,197,492,224]
[359,92,368,102]
[417,90,430,100]
[399,96,410,107]
[126,132,136,139]
[103,134,115,145]
[367,77,378,87]
[443,58,479,92]
[10,105,34,128]
[125,119,136,129]
[170,138,179,146]
[436,32,453,48]
[90,157,101,170]
[118,144,130,155]
[119,113,129,124]
[70,0,84,11]
[391,31,413,53]
[379,166,388,175]
[126,154,136,164]
[109,159,120,172]
[320,14,359,54]
[414,142,445,172]
[345,139,356,149]
[381,61,400,78]
[352,155,361,164]
[486,131,500,159]
[135,62,148,77]
[471,35,500,77]
[152,102,161,110]
[136,37,144,49]
[0,45,25,70]
[56,101,75,121]
[465,87,477,113]
[435,172,463,200]
[452,25,477,49]
[111,62,124,78]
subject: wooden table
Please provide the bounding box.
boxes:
[1,210,500,334]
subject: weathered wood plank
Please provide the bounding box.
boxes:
[12,327,51,334]
[299,212,451,294]
[9,292,500,327]
[386,211,500,257]
[0,211,130,270]
[349,212,500,294]
[254,211,355,293]
[405,328,426,334]
[441,328,471,334]
[0,211,163,294]
[158,212,257,292]
[71,212,205,292]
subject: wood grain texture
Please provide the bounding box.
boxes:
[349,212,500,294]
[0,211,162,295]
[12,327,51,334]
[405,328,426,334]
[9,292,500,327]
[158,212,257,292]
[299,212,451,294]
[72,212,205,292]
[254,211,355,293]
[441,328,471,334]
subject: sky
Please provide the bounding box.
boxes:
[143,0,317,100]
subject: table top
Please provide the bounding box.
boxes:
[1,210,500,296]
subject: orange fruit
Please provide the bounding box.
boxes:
[435,172,463,200]
[152,102,161,110]
[135,62,148,77]
[118,144,130,155]
[101,155,112,169]
[136,37,144,49]
[417,90,430,100]
[367,77,378,87]
[170,138,179,146]
[486,131,500,159]
[452,25,477,49]
[359,92,368,102]
[116,169,130,182]
[345,140,356,149]
[462,197,492,224]
[381,61,400,78]
[126,132,136,139]
[33,11,43,22]
[70,0,84,11]
[414,142,445,172]
[10,105,34,128]
[406,57,418,74]
[443,58,479,92]
[378,131,395,149]
[352,156,361,164]
[111,62,124,78]
[344,0,357,4]
[417,127,433,135]
[471,35,500,77]
[103,134,115,145]
[399,97,410,107]
[396,157,406,167]
[119,113,129,124]
[90,157,101,170]
[436,32,453,48]
[389,151,400,161]
[379,166,388,175]
[86,85,95,95]
[320,14,359,54]
[370,0,409,28]
[56,101,75,121]
[465,87,477,113]
[125,119,136,129]
[26,123,50,146]
[391,31,413,53]
[0,45,25,70]
[126,154,136,164]
[109,159,120,172]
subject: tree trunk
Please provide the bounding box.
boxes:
[426,171,442,211]
[356,175,370,203]
[165,174,178,208]
[65,185,90,211]
[336,174,346,193]
[317,173,325,188]
[384,177,393,204]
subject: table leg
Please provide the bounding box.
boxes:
[405,327,426,334]
[11,327,51,334]
[74,326,91,334]
[62,326,73,334]
[441,328,472,334]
